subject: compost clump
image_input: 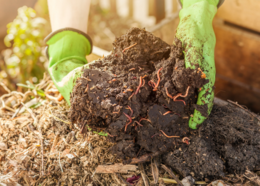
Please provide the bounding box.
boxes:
[69,27,260,180]
[69,27,206,158]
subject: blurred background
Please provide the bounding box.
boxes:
[0,0,259,113]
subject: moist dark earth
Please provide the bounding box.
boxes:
[69,27,260,180]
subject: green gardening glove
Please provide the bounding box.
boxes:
[45,28,92,104]
[176,0,223,129]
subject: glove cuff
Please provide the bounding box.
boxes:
[178,0,225,8]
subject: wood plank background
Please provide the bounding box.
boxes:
[217,0,260,33]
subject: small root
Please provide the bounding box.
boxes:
[84,84,89,93]
[113,111,120,114]
[129,68,135,71]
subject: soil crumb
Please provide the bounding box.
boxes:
[69,27,260,180]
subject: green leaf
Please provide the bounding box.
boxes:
[93,131,108,136]
[87,126,108,137]
[4,6,47,85]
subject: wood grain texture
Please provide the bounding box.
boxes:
[214,19,260,112]
[95,163,138,174]
[214,19,260,89]
[216,0,260,32]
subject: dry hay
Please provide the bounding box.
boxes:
[0,75,120,185]
[0,75,260,186]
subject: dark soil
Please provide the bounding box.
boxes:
[69,27,260,180]
[164,103,260,180]
[69,27,206,158]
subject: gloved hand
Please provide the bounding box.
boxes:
[45,28,92,104]
[176,0,223,129]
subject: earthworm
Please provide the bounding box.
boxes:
[173,98,186,105]
[124,113,132,132]
[128,92,135,100]
[153,67,163,91]
[160,130,180,138]
[107,133,117,137]
[127,106,133,117]
[139,118,151,123]
[165,87,173,99]
[173,86,190,105]
[163,111,172,116]
[176,86,190,98]
[142,79,146,87]
[122,43,137,52]
[123,89,133,93]
[151,133,161,138]
[148,80,156,88]
[134,121,143,127]
[182,137,190,145]
[135,76,143,95]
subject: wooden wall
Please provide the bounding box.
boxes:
[217,0,260,33]
[214,19,260,112]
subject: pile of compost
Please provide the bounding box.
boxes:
[69,27,260,180]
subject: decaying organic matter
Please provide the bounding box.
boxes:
[69,28,207,161]
[69,27,260,180]
[164,102,260,180]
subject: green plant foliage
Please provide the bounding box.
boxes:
[4,6,47,84]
